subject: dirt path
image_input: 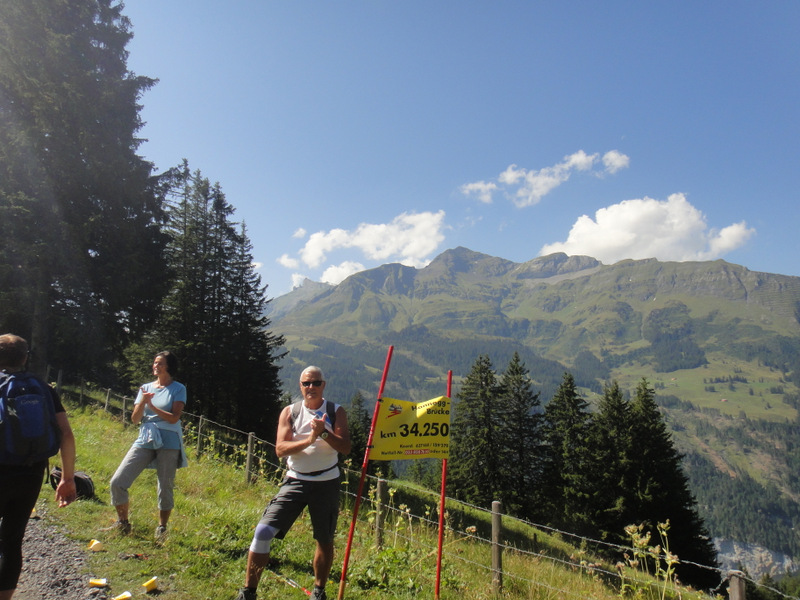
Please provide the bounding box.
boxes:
[15,507,108,600]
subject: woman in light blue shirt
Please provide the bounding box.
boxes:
[108,351,187,542]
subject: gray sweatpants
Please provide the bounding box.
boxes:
[110,445,180,511]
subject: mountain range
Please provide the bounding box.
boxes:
[267,246,800,577]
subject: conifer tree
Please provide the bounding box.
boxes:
[540,372,595,533]
[590,380,634,541]
[496,352,543,517]
[347,391,371,470]
[0,0,168,376]
[130,165,284,439]
[628,378,718,589]
[448,355,503,508]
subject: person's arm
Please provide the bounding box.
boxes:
[320,405,351,455]
[133,386,185,425]
[131,388,150,424]
[275,405,321,458]
[54,412,77,507]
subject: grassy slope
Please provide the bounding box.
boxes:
[36,400,712,600]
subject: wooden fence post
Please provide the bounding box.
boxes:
[80,377,85,406]
[104,389,111,412]
[375,478,387,549]
[245,432,255,484]
[57,370,62,395]
[492,500,503,594]
[121,396,127,424]
[728,570,746,600]
[196,416,205,457]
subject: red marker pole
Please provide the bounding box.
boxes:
[434,370,453,599]
[337,345,394,600]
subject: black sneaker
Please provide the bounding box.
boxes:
[310,586,327,600]
[235,588,257,600]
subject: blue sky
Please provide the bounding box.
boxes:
[124,2,800,297]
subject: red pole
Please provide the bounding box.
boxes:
[337,345,394,600]
[435,370,453,600]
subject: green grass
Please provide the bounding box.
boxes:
[609,355,796,423]
[35,399,717,600]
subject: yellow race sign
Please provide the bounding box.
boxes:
[370,396,451,460]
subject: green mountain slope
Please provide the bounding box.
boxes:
[268,247,800,573]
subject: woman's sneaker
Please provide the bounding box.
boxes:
[102,520,131,534]
[155,525,167,543]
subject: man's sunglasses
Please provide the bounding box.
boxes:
[301,380,324,387]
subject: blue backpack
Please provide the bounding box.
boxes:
[0,371,61,466]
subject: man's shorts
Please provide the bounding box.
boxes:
[258,476,341,544]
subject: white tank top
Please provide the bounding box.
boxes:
[286,400,340,481]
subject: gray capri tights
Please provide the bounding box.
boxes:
[110,445,180,511]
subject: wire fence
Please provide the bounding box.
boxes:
[67,379,798,600]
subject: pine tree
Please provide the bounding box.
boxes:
[540,372,595,533]
[590,380,634,541]
[131,165,284,439]
[448,355,503,508]
[628,378,718,589]
[0,0,168,376]
[347,391,371,470]
[496,352,543,517]
[224,221,285,438]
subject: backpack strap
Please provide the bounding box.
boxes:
[288,400,337,433]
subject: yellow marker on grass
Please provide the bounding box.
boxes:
[142,576,158,592]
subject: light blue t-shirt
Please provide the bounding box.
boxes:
[133,381,187,450]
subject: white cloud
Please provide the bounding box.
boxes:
[299,228,351,268]
[298,210,446,269]
[291,273,306,289]
[292,228,307,239]
[277,253,300,269]
[602,150,630,174]
[540,193,755,264]
[461,150,629,208]
[564,149,597,171]
[321,261,366,285]
[459,181,497,204]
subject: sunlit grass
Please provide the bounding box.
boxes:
[36,399,716,600]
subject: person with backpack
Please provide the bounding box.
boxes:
[236,366,351,600]
[0,333,77,600]
[108,351,187,542]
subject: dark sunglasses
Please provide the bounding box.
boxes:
[301,380,324,388]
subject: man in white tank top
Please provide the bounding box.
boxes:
[236,366,351,600]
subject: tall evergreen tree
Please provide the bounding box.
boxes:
[347,391,371,470]
[448,355,503,508]
[496,352,543,517]
[628,378,718,590]
[225,221,285,438]
[590,380,634,541]
[130,165,284,439]
[540,372,595,534]
[0,0,168,377]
